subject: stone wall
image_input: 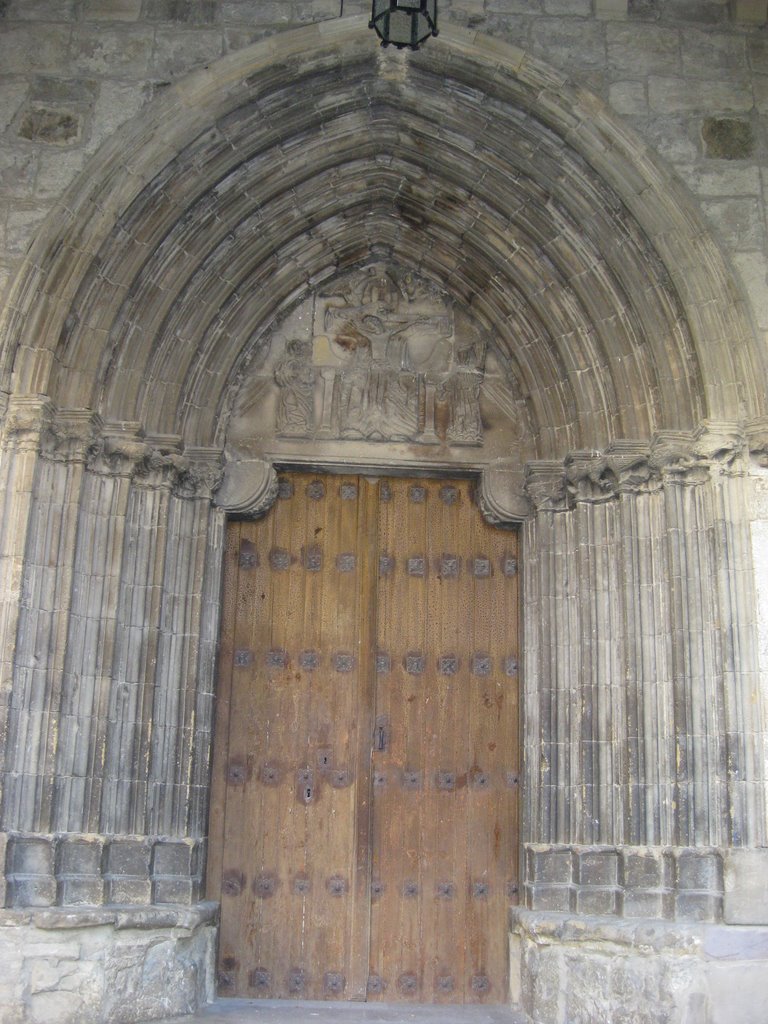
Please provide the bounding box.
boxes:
[0,0,766,356]
[0,903,216,1024]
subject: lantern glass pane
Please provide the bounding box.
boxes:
[370,0,436,48]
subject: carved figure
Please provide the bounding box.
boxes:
[439,342,485,445]
[338,337,418,442]
[360,265,401,312]
[274,340,315,436]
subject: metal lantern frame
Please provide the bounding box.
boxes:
[369,0,438,51]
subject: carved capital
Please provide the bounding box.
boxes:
[649,431,707,484]
[214,457,279,518]
[88,422,151,479]
[604,440,658,495]
[746,417,768,469]
[524,461,570,513]
[564,450,615,503]
[694,421,745,471]
[2,395,54,451]
[175,446,224,500]
[479,460,532,525]
[42,410,103,464]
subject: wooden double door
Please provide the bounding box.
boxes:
[208,474,520,1004]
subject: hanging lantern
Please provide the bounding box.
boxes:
[369,0,438,51]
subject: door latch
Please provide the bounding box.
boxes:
[374,716,389,753]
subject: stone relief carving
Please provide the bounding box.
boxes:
[222,261,536,508]
[268,263,490,448]
[274,339,315,437]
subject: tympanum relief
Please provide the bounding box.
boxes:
[226,263,530,474]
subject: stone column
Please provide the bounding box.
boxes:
[607,442,673,847]
[521,428,766,917]
[522,461,573,848]
[147,448,224,837]
[1,410,101,832]
[653,431,733,848]
[52,425,151,833]
[564,451,624,847]
[697,424,765,847]
[0,397,53,828]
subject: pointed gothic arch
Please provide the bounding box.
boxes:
[1,19,767,1024]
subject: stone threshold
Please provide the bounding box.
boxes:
[137,998,529,1024]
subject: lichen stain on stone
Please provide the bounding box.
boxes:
[701,118,754,161]
[17,107,81,145]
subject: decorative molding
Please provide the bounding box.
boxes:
[213,456,279,517]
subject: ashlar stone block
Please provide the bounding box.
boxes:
[702,118,756,159]
[730,0,768,24]
[676,848,723,891]
[576,848,619,886]
[724,849,768,924]
[528,846,573,884]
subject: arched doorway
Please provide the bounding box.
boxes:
[0,18,766,1024]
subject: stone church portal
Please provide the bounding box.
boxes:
[0,9,767,1024]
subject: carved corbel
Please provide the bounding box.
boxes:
[564,450,616,503]
[213,456,279,518]
[524,461,570,513]
[478,459,532,525]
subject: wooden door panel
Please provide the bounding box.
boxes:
[370,478,519,1003]
[212,474,519,1005]
[214,475,374,1000]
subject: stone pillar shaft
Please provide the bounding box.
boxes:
[524,439,766,852]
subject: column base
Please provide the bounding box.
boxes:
[511,907,768,1024]
[0,902,217,1024]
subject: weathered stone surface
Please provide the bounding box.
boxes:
[0,906,215,1024]
[701,117,756,159]
[724,849,768,924]
[17,107,82,144]
[512,909,768,1024]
